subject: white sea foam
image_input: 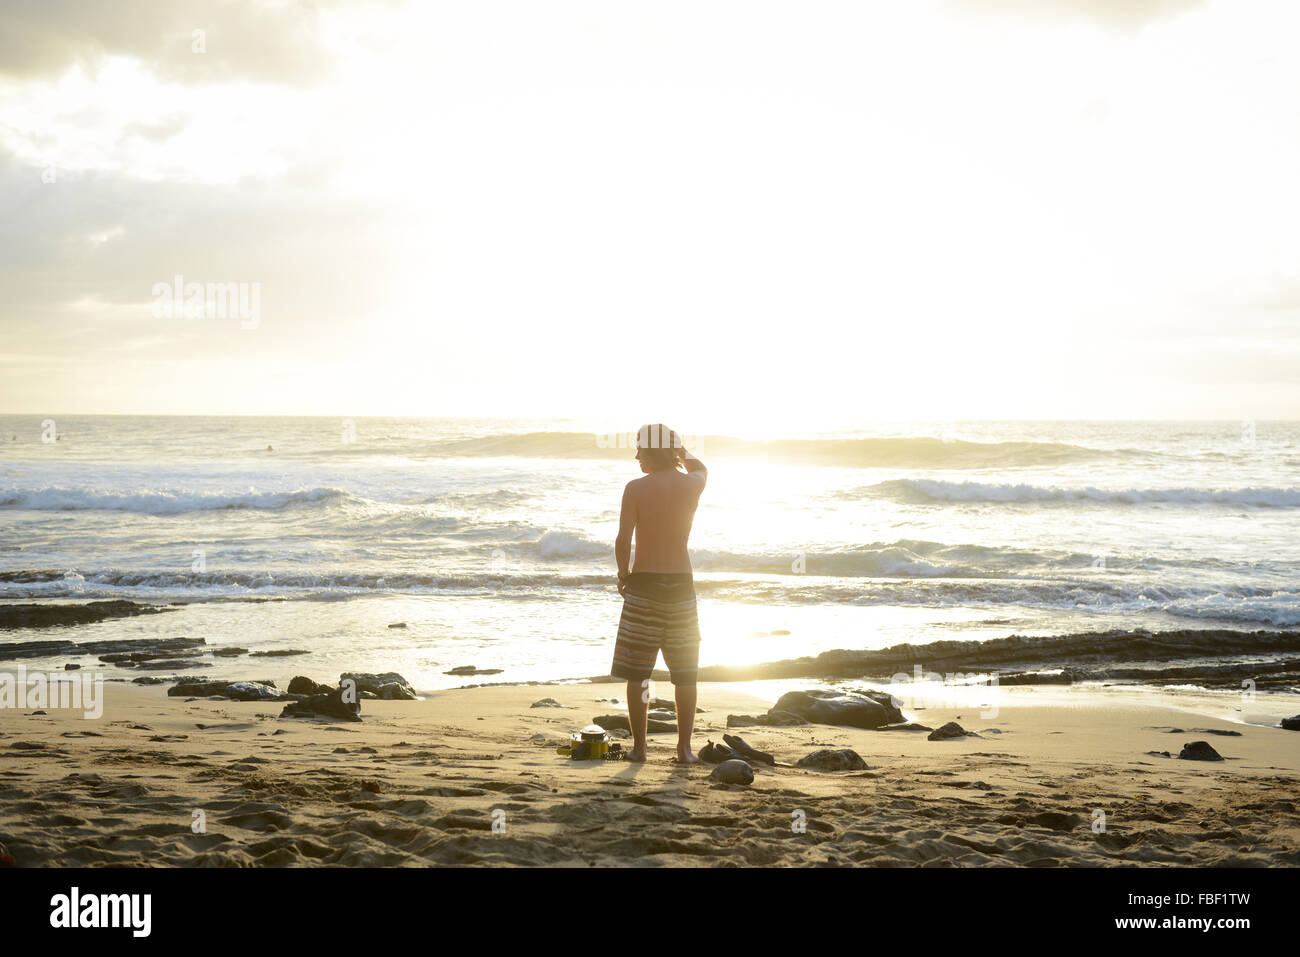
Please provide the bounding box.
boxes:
[868,479,1300,508]
[0,485,360,515]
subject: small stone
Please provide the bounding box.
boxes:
[530,698,563,708]
[928,721,968,741]
[709,759,754,785]
[795,748,868,771]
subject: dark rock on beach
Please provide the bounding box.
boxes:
[771,689,904,729]
[340,672,417,700]
[167,678,285,701]
[212,647,248,657]
[288,676,332,696]
[928,721,969,741]
[709,759,754,785]
[593,713,677,734]
[795,748,868,772]
[129,658,208,671]
[726,710,808,728]
[876,722,933,732]
[1282,715,1300,731]
[445,665,503,676]
[280,687,362,722]
[644,697,705,714]
[530,698,563,708]
[1178,740,1224,761]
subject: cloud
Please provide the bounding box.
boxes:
[0,149,417,359]
[945,0,1208,30]
[0,0,363,87]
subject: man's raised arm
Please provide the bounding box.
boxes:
[679,445,707,488]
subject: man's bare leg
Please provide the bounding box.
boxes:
[626,678,649,761]
[674,683,699,763]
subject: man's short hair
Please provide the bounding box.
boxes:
[637,423,680,470]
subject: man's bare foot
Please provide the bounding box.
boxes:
[675,747,699,764]
[627,746,647,762]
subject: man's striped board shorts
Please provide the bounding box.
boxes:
[610,572,700,687]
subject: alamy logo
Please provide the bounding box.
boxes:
[49,887,151,937]
[0,667,102,719]
[151,274,261,328]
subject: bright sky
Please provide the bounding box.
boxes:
[1,0,1297,425]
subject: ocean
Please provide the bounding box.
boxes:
[2,415,1297,690]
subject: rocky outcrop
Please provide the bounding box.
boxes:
[1281,715,1300,731]
[0,600,173,631]
[693,629,1300,690]
[0,635,204,663]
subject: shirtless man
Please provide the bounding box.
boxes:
[611,424,707,763]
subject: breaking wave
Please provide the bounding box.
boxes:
[864,479,1300,508]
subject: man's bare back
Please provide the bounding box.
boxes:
[621,469,704,574]
[615,441,707,583]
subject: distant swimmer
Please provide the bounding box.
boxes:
[611,424,707,764]
[266,444,274,452]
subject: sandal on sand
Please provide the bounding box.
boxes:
[699,740,743,764]
[723,733,775,766]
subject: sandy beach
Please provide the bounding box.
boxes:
[3,679,1296,867]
